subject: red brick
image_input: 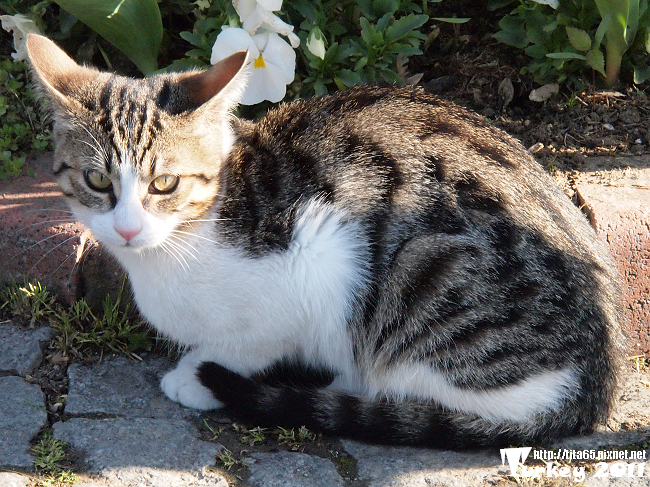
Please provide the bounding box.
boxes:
[575,157,650,356]
[0,153,123,307]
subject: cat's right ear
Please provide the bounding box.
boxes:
[179,51,249,113]
[26,34,100,111]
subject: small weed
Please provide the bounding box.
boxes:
[217,448,241,471]
[53,285,153,358]
[37,470,78,487]
[202,418,224,441]
[232,423,267,446]
[0,280,56,326]
[239,425,267,446]
[1,278,158,359]
[275,425,316,451]
[32,432,77,485]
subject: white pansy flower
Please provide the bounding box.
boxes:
[0,14,41,61]
[233,0,300,48]
[211,27,295,105]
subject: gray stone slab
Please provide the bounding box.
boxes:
[0,376,48,468]
[65,355,196,419]
[342,440,504,487]
[247,451,344,487]
[0,324,55,376]
[53,417,224,487]
[0,472,31,487]
[105,468,228,487]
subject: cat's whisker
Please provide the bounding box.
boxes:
[26,234,82,275]
[21,208,75,215]
[12,230,79,259]
[158,241,191,271]
[54,245,86,280]
[78,123,109,162]
[15,219,79,233]
[166,234,199,259]
[66,238,100,287]
[170,229,222,246]
[165,236,199,263]
[182,218,231,224]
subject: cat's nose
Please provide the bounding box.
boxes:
[115,225,141,242]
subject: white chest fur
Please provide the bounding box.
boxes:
[113,199,370,377]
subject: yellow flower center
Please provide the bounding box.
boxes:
[254,54,266,69]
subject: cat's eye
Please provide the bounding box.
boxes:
[84,169,112,192]
[149,174,179,194]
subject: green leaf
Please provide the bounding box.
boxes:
[565,26,592,51]
[633,64,650,83]
[335,69,363,87]
[376,12,392,32]
[386,14,429,42]
[359,17,374,44]
[494,15,529,49]
[54,0,162,74]
[372,0,400,18]
[525,44,548,58]
[431,17,471,24]
[546,52,586,60]
[594,14,611,49]
[180,31,204,48]
[586,48,606,76]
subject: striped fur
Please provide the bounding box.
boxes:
[28,35,624,448]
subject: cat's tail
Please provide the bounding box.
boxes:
[197,362,585,449]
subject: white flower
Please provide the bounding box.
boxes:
[306,27,326,59]
[211,27,295,105]
[530,0,558,8]
[0,14,41,61]
[233,0,300,48]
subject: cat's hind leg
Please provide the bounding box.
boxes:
[161,350,223,410]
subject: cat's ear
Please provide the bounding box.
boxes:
[26,34,100,110]
[179,51,249,112]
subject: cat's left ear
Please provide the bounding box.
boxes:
[179,51,249,112]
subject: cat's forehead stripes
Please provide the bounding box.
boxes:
[90,75,175,172]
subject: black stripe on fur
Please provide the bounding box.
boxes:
[196,361,565,449]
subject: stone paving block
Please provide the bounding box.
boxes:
[341,440,503,487]
[103,467,228,487]
[0,324,55,377]
[53,417,223,487]
[0,472,32,487]
[574,157,650,355]
[0,376,48,468]
[246,451,344,487]
[65,355,196,420]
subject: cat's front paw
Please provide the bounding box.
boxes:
[161,364,223,410]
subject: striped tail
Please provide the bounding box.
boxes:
[196,362,584,449]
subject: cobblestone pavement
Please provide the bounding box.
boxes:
[1,322,650,487]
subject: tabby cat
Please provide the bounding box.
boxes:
[27,34,623,448]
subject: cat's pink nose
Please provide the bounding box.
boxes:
[115,226,141,242]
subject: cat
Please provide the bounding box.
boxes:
[27,34,624,449]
